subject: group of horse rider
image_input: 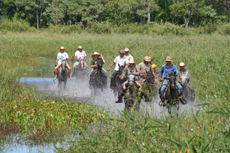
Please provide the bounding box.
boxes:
[54,46,191,105]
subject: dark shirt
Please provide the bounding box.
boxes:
[90,57,102,70]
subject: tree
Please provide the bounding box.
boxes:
[15,0,50,30]
[169,0,205,28]
[209,0,230,23]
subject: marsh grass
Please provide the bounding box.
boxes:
[0,32,229,151]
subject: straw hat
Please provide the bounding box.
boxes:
[92,52,101,58]
[179,62,185,66]
[165,56,173,62]
[129,58,135,64]
[119,50,125,54]
[124,48,129,52]
[78,46,83,49]
[60,46,65,50]
[144,56,151,62]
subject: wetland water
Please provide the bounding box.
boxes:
[5,58,198,153]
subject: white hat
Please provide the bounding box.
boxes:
[60,46,65,50]
[144,56,151,62]
[129,58,135,64]
[179,62,185,66]
[78,46,83,49]
[92,52,101,57]
[124,48,129,52]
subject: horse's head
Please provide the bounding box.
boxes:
[61,60,67,71]
[146,71,155,84]
[97,58,103,70]
[168,73,176,89]
[181,75,187,86]
[77,59,84,70]
[118,63,126,74]
[127,74,135,87]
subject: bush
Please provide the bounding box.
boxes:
[0,18,36,32]
[217,23,230,35]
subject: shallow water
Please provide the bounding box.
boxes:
[6,60,198,153]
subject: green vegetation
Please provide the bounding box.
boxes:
[0,32,229,152]
[1,0,230,30]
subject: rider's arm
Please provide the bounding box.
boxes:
[56,59,59,63]
[108,62,115,71]
[174,65,178,76]
[187,70,191,82]
[176,72,181,83]
[90,60,97,68]
[84,56,87,60]
[154,67,159,73]
[75,56,80,60]
[158,65,164,78]
[100,55,105,64]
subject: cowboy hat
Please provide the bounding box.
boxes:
[78,46,83,49]
[119,50,125,54]
[179,62,185,66]
[129,58,135,64]
[124,48,129,52]
[91,52,101,58]
[144,56,151,62]
[60,46,65,50]
[165,56,173,62]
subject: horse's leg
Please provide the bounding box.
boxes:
[176,100,179,117]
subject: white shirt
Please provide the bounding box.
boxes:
[57,52,69,64]
[125,54,134,61]
[75,50,87,60]
[114,56,129,71]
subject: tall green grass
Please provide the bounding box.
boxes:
[0,32,229,151]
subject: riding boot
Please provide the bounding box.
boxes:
[115,89,127,103]
[159,95,166,106]
[179,93,187,105]
[142,92,150,102]
[115,94,123,103]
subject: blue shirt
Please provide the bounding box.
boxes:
[158,64,178,79]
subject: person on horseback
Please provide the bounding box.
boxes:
[115,59,142,103]
[89,52,107,89]
[158,56,184,106]
[54,46,72,80]
[72,46,87,76]
[177,62,194,96]
[151,58,159,74]
[138,56,157,80]
[108,50,129,93]
[124,48,134,61]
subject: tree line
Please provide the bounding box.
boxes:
[0,0,230,30]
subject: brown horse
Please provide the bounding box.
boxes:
[73,59,87,80]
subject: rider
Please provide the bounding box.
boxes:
[158,56,184,105]
[53,46,72,80]
[151,58,159,74]
[108,50,129,93]
[115,59,141,103]
[89,52,107,89]
[177,62,194,92]
[72,46,87,76]
[124,48,134,61]
[138,56,157,81]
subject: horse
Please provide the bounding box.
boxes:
[58,60,68,88]
[180,75,195,103]
[114,64,126,97]
[73,59,87,80]
[162,73,186,117]
[91,58,106,95]
[123,73,141,114]
[141,71,156,101]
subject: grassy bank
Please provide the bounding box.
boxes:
[0,32,229,151]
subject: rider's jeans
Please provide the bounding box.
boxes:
[72,60,79,75]
[89,69,107,86]
[160,79,183,95]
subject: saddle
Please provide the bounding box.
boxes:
[54,65,70,73]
